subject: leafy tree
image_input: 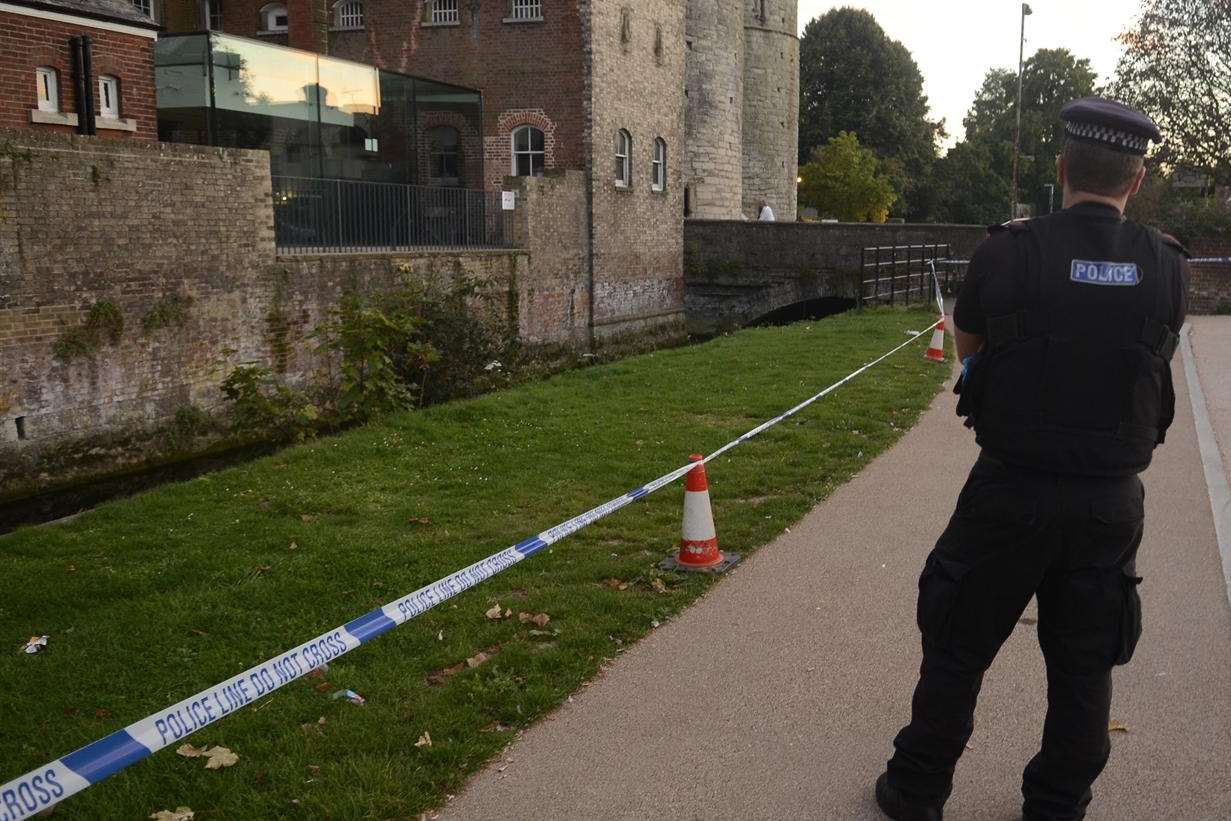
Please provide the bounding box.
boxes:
[798,7,941,219]
[931,141,1010,225]
[798,131,898,223]
[935,48,1096,222]
[1110,0,1231,184]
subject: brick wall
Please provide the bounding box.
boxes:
[0,9,157,140]
[1188,239,1231,315]
[586,0,688,348]
[0,129,556,498]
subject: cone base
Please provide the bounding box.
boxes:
[925,350,945,362]
[659,551,741,575]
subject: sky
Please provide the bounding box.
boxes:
[798,0,1144,148]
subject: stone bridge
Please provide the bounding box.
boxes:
[683,220,986,335]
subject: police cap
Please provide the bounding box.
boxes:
[1060,97,1161,156]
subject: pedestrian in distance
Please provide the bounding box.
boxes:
[876,97,1190,821]
[758,199,776,221]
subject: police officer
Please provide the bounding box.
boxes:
[874,98,1189,821]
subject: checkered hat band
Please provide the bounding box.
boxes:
[1065,121,1149,153]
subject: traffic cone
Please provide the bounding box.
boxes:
[925,317,946,362]
[660,455,740,574]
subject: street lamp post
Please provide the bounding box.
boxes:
[1010,2,1032,220]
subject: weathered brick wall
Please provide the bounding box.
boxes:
[740,0,798,221]
[0,9,157,140]
[1188,239,1231,315]
[684,0,743,220]
[586,0,688,349]
[685,219,987,282]
[0,129,535,498]
[507,170,591,348]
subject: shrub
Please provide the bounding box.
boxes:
[53,302,124,362]
[220,365,320,442]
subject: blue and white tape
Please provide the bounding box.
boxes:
[0,321,940,820]
[1190,257,1231,265]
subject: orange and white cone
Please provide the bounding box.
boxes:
[660,455,740,574]
[925,317,946,362]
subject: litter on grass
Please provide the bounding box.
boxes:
[330,689,366,706]
[20,636,48,655]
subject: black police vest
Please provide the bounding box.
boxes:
[971,213,1179,476]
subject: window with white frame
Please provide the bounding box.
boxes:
[651,138,666,191]
[98,75,120,119]
[511,125,545,177]
[510,0,541,20]
[261,2,288,31]
[35,67,59,113]
[131,0,156,21]
[335,0,363,28]
[431,0,459,24]
[614,129,631,187]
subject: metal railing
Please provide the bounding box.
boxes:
[858,244,967,307]
[272,176,513,254]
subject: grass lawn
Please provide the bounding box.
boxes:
[0,307,947,819]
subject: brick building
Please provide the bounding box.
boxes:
[0,0,159,139]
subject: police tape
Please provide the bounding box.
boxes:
[0,320,943,820]
[1190,257,1231,265]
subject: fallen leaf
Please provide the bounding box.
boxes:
[466,652,490,669]
[481,722,512,733]
[415,731,432,748]
[527,629,558,638]
[258,498,271,511]
[254,771,267,785]
[176,744,208,759]
[485,604,505,620]
[530,613,550,628]
[307,765,320,776]
[603,578,629,591]
[63,706,79,717]
[288,541,298,551]
[425,662,467,687]
[149,808,194,821]
[437,630,443,641]
[313,681,332,693]
[504,608,512,619]
[408,517,432,526]
[300,514,317,524]
[190,629,208,637]
[94,708,110,719]
[273,463,289,469]
[1108,720,1130,734]
[203,746,239,769]
[254,565,272,576]
[66,564,77,573]
[650,578,668,594]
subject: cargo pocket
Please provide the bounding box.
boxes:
[917,552,969,646]
[1115,570,1143,665]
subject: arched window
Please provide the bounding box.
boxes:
[261,2,288,32]
[511,125,545,177]
[429,126,461,184]
[651,138,666,191]
[98,75,120,119]
[614,129,631,188]
[35,66,59,113]
[334,0,363,29]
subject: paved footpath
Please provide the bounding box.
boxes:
[442,322,1231,821]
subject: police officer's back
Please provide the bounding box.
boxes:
[874,99,1189,821]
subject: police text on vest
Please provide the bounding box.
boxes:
[1070,260,1140,286]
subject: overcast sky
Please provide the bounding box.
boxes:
[797,1,1144,148]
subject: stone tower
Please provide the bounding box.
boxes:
[740,0,799,221]
[683,0,745,220]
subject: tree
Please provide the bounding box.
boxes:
[798,131,898,223]
[931,141,1010,225]
[935,49,1096,222]
[798,8,942,219]
[1111,0,1231,184]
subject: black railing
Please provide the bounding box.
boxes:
[858,244,967,307]
[272,176,513,254]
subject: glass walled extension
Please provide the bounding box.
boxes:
[154,33,505,251]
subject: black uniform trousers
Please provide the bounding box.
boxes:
[886,453,1145,820]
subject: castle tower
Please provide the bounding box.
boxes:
[683,0,745,220]
[741,0,799,221]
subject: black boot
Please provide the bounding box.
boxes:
[875,773,943,821]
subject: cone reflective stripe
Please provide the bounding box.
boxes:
[925,318,945,362]
[679,454,721,567]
